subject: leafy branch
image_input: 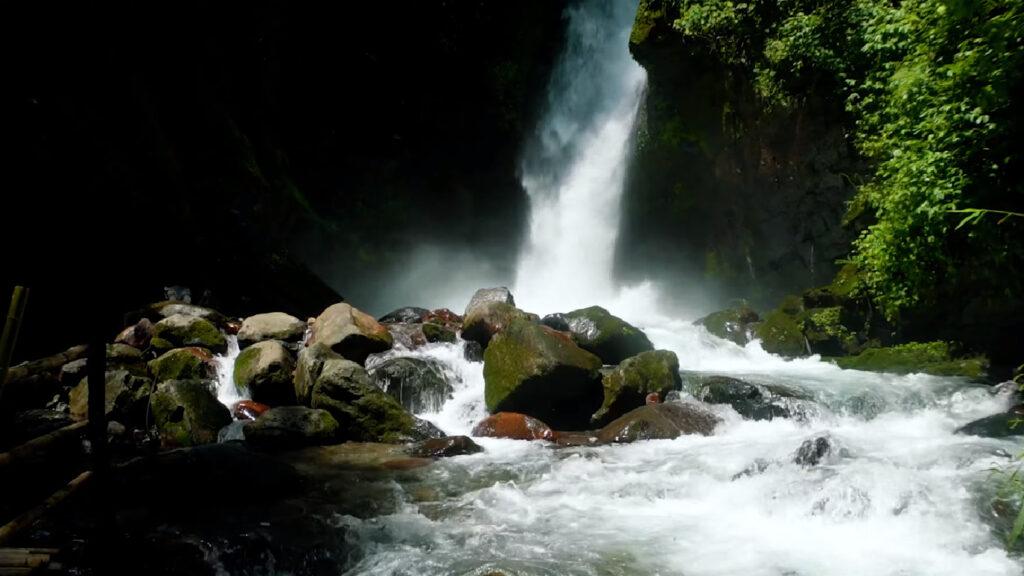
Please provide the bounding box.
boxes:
[948,208,1024,230]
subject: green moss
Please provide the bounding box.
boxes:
[150,337,174,352]
[630,0,663,46]
[422,322,456,343]
[835,341,989,378]
[149,348,213,382]
[153,316,227,354]
[754,309,806,358]
[695,303,759,345]
[593,350,681,425]
[802,306,860,356]
[233,345,261,393]
[151,380,231,447]
[563,306,654,364]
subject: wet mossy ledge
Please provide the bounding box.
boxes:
[694,264,993,379]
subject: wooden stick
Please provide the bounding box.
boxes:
[0,287,30,410]
[0,471,92,547]
[0,548,54,567]
[0,421,88,471]
[2,345,87,387]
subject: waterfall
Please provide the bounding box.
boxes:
[513,0,646,315]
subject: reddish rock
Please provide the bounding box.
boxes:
[114,318,155,350]
[471,412,555,441]
[225,319,243,335]
[427,308,463,329]
[233,400,271,421]
[646,392,661,405]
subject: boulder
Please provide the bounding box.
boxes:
[311,358,441,443]
[540,313,571,332]
[596,402,719,444]
[591,350,682,426]
[695,304,760,346]
[69,369,152,425]
[956,405,1024,438]
[234,340,297,406]
[753,306,807,358]
[148,347,217,382]
[422,322,457,344]
[463,287,515,317]
[151,314,227,354]
[793,435,843,466]
[237,312,306,347]
[483,319,603,430]
[143,301,230,329]
[150,380,232,448]
[835,341,988,378]
[461,301,531,349]
[308,303,393,365]
[114,318,155,350]
[426,308,462,330]
[370,357,453,414]
[378,307,431,324]
[232,400,271,421]
[471,412,554,441]
[562,306,654,364]
[243,406,340,448]
[408,435,483,458]
[695,376,797,421]
[387,323,428,349]
[293,343,343,405]
[107,343,143,364]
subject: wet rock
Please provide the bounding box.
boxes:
[753,304,808,358]
[552,430,603,447]
[234,340,297,406]
[142,301,230,329]
[835,341,988,378]
[387,323,428,349]
[422,322,457,344]
[956,405,1024,438]
[461,301,531,349]
[150,380,232,448]
[591,350,682,426]
[471,412,555,441]
[541,313,570,332]
[308,303,393,365]
[794,435,837,466]
[293,343,343,405]
[696,376,793,421]
[426,308,462,329]
[596,402,719,444]
[233,400,271,421]
[695,303,760,346]
[379,307,431,324]
[115,318,155,350]
[107,343,144,364]
[408,435,484,458]
[60,358,89,386]
[483,318,603,429]
[244,406,340,448]
[8,409,74,445]
[370,357,453,414]
[152,314,228,354]
[218,420,249,442]
[237,312,306,347]
[149,347,217,382]
[563,306,654,364]
[464,287,516,316]
[463,340,484,362]
[69,369,152,425]
[311,358,441,443]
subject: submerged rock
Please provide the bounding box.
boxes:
[483,318,603,429]
[309,303,393,365]
[696,375,797,421]
[149,347,217,382]
[234,340,297,406]
[150,380,232,448]
[409,435,483,458]
[956,405,1024,438]
[237,312,306,347]
[591,350,682,426]
[471,412,555,441]
[151,314,227,354]
[563,306,654,364]
[596,402,719,444]
[794,435,842,466]
[370,357,453,414]
[244,406,340,448]
[695,303,760,346]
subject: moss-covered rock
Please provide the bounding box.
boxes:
[802,306,861,356]
[461,301,531,349]
[150,380,231,448]
[152,314,227,354]
[69,369,153,425]
[802,263,864,308]
[695,303,760,345]
[834,341,988,377]
[237,312,306,347]
[421,322,457,344]
[243,406,339,448]
[562,306,654,364]
[149,347,216,382]
[596,402,720,444]
[293,343,342,405]
[139,301,231,329]
[754,308,807,358]
[483,318,603,430]
[369,357,453,414]
[591,350,682,426]
[311,358,440,443]
[308,303,392,365]
[234,340,297,405]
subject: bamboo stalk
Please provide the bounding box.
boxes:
[0,287,30,410]
[2,345,87,387]
[0,471,92,547]
[0,548,54,567]
[0,421,88,471]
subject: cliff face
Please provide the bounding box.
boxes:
[617,3,861,310]
[6,1,567,359]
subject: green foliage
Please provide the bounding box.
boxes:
[665,0,1024,318]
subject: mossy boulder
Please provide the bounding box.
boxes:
[151,314,227,354]
[408,435,484,458]
[293,343,342,405]
[802,263,864,308]
[237,312,306,347]
[834,341,988,378]
[234,340,297,406]
[107,343,143,363]
[596,402,720,444]
[311,357,441,443]
[69,369,152,425]
[463,287,515,316]
[422,322,457,344]
[754,308,807,358]
[461,301,531,349]
[369,357,453,414]
[150,380,232,448]
[243,406,339,448]
[695,375,800,421]
[591,350,682,426]
[695,303,760,345]
[483,318,603,430]
[149,347,216,382]
[562,306,654,364]
[802,306,861,356]
[308,303,392,365]
[140,301,230,329]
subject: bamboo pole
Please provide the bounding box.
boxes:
[0,471,92,547]
[0,421,88,471]
[0,287,30,410]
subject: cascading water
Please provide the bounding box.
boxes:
[239,1,1024,573]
